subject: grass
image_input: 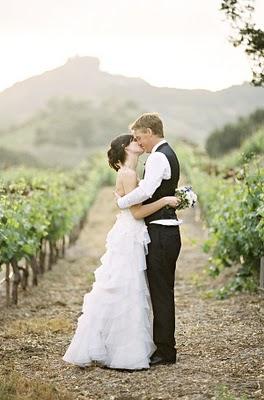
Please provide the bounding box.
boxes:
[0,371,73,400]
[4,317,73,338]
[189,271,208,289]
[215,384,249,400]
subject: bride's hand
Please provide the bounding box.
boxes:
[163,196,181,208]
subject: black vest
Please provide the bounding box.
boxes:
[143,142,180,225]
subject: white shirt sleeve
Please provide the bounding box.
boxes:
[117,152,171,209]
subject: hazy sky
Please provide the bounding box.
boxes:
[0,0,263,92]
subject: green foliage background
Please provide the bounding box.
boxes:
[206,108,264,157]
[0,154,115,266]
[176,118,264,297]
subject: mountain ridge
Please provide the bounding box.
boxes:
[0,56,263,142]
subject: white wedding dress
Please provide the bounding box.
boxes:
[62,208,156,370]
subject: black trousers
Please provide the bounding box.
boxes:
[146,223,181,361]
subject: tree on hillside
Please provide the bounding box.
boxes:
[206,108,264,157]
[221,0,264,86]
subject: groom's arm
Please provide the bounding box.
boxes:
[117,152,170,209]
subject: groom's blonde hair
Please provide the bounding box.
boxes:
[129,113,164,138]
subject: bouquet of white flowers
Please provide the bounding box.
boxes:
[175,185,197,210]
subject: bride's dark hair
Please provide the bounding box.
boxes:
[107,134,134,171]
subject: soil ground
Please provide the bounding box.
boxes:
[0,186,263,400]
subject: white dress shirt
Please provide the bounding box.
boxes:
[117,140,182,226]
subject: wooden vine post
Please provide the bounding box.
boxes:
[11,259,21,305]
[260,257,264,291]
[5,263,10,306]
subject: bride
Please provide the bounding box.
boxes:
[62,134,179,371]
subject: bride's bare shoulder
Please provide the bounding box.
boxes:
[117,168,138,188]
[117,168,137,179]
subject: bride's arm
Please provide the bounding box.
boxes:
[131,199,170,220]
[121,170,179,220]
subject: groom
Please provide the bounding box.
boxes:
[117,112,181,366]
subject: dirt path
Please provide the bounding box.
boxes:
[0,186,263,400]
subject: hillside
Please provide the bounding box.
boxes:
[0,56,264,143]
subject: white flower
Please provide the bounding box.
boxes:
[175,185,197,209]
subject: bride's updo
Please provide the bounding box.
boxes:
[107,134,134,171]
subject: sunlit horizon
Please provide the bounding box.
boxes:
[0,0,263,93]
[0,52,251,94]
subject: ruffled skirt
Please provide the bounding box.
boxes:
[62,209,156,369]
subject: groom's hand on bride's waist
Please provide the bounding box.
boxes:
[114,191,122,208]
[114,191,121,200]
